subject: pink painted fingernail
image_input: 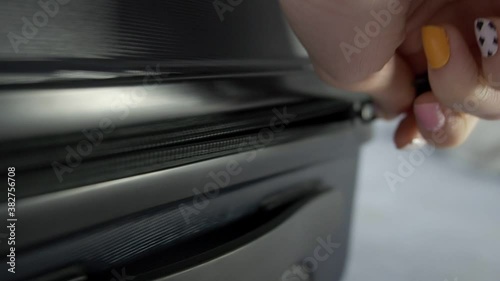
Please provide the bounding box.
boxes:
[414,103,446,132]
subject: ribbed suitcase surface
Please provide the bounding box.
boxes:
[0,0,305,73]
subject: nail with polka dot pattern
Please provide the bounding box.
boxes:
[475,18,498,58]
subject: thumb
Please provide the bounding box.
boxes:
[280,0,409,83]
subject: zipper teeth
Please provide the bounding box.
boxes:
[98,101,344,154]
[20,130,302,198]
[3,100,350,170]
[7,99,354,199]
[69,133,294,179]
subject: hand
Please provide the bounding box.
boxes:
[280,0,500,148]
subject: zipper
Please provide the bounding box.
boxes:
[1,98,362,199]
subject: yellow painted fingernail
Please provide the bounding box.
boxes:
[422,26,450,69]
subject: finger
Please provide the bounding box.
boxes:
[315,55,416,119]
[422,24,500,119]
[474,18,500,89]
[280,0,415,118]
[413,92,479,148]
[279,0,409,83]
[394,112,422,149]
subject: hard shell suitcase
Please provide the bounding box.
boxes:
[0,1,373,280]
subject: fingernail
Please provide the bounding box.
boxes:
[402,137,427,151]
[475,18,498,58]
[422,26,451,69]
[414,103,446,132]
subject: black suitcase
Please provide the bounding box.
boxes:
[0,1,373,280]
